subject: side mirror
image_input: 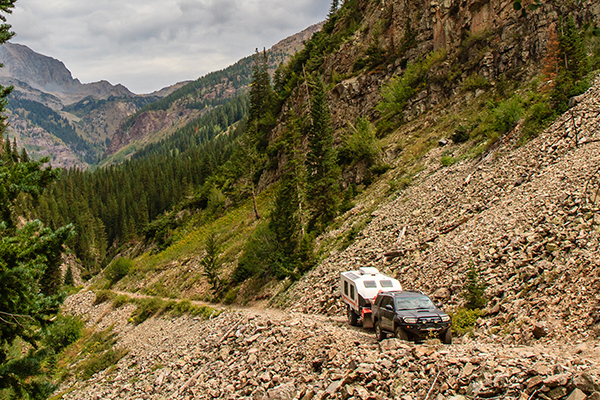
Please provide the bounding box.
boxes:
[385,304,394,311]
[436,302,443,309]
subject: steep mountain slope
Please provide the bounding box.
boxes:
[101,23,324,163]
[286,77,600,340]
[54,70,600,400]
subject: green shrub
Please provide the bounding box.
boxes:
[388,175,413,194]
[172,300,192,316]
[451,125,470,144]
[451,307,483,335]
[42,315,84,352]
[104,258,133,286]
[376,51,445,123]
[518,99,555,144]
[63,265,74,286]
[112,295,131,308]
[371,163,391,176]
[340,117,381,166]
[489,97,523,135]
[132,297,167,324]
[93,290,115,305]
[223,288,239,305]
[189,304,220,319]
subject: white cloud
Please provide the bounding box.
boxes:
[8,0,328,93]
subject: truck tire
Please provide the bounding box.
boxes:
[375,322,386,341]
[347,306,359,326]
[395,326,409,341]
[440,329,452,344]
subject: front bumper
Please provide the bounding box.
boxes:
[401,323,451,338]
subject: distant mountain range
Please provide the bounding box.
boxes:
[0,22,323,169]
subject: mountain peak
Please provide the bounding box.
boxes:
[0,42,134,105]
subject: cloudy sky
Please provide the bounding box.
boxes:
[9,0,329,94]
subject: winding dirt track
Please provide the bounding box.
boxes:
[58,289,600,400]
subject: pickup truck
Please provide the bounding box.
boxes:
[371,290,452,344]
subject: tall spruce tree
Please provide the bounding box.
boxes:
[0,3,75,397]
[305,75,340,233]
[248,48,274,151]
[269,115,302,272]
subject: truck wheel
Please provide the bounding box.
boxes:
[347,306,358,326]
[375,322,386,341]
[440,329,452,344]
[395,326,409,341]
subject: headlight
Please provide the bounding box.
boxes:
[403,317,417,324]
[441,315,450,322]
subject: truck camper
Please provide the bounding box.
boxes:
[340,267,402,328]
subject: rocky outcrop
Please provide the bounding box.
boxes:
[6,111,87,169]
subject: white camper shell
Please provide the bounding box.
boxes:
[340,267,402,328]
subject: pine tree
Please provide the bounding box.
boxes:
[64,265,74,286]
[305,75,341,233]
[0,4,76,396]
[328,0,340,20]
[200,232,222,293]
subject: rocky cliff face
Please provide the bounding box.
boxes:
[105,108,200,156]
[313,0,600,132]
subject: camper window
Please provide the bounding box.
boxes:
[350,285,355,299]
[380,280,393,288]
[364,280,377,288]
[344,281,349,295]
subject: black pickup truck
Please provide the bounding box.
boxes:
[371,290,452,344]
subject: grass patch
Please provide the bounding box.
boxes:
[131,297,221,324]
[461,73,491,91]
[52,326,128,383]
[338,219,370,251]
[93,290,116,305]
[440,155,457,167]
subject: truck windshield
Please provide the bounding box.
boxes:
[395,296,435,310]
